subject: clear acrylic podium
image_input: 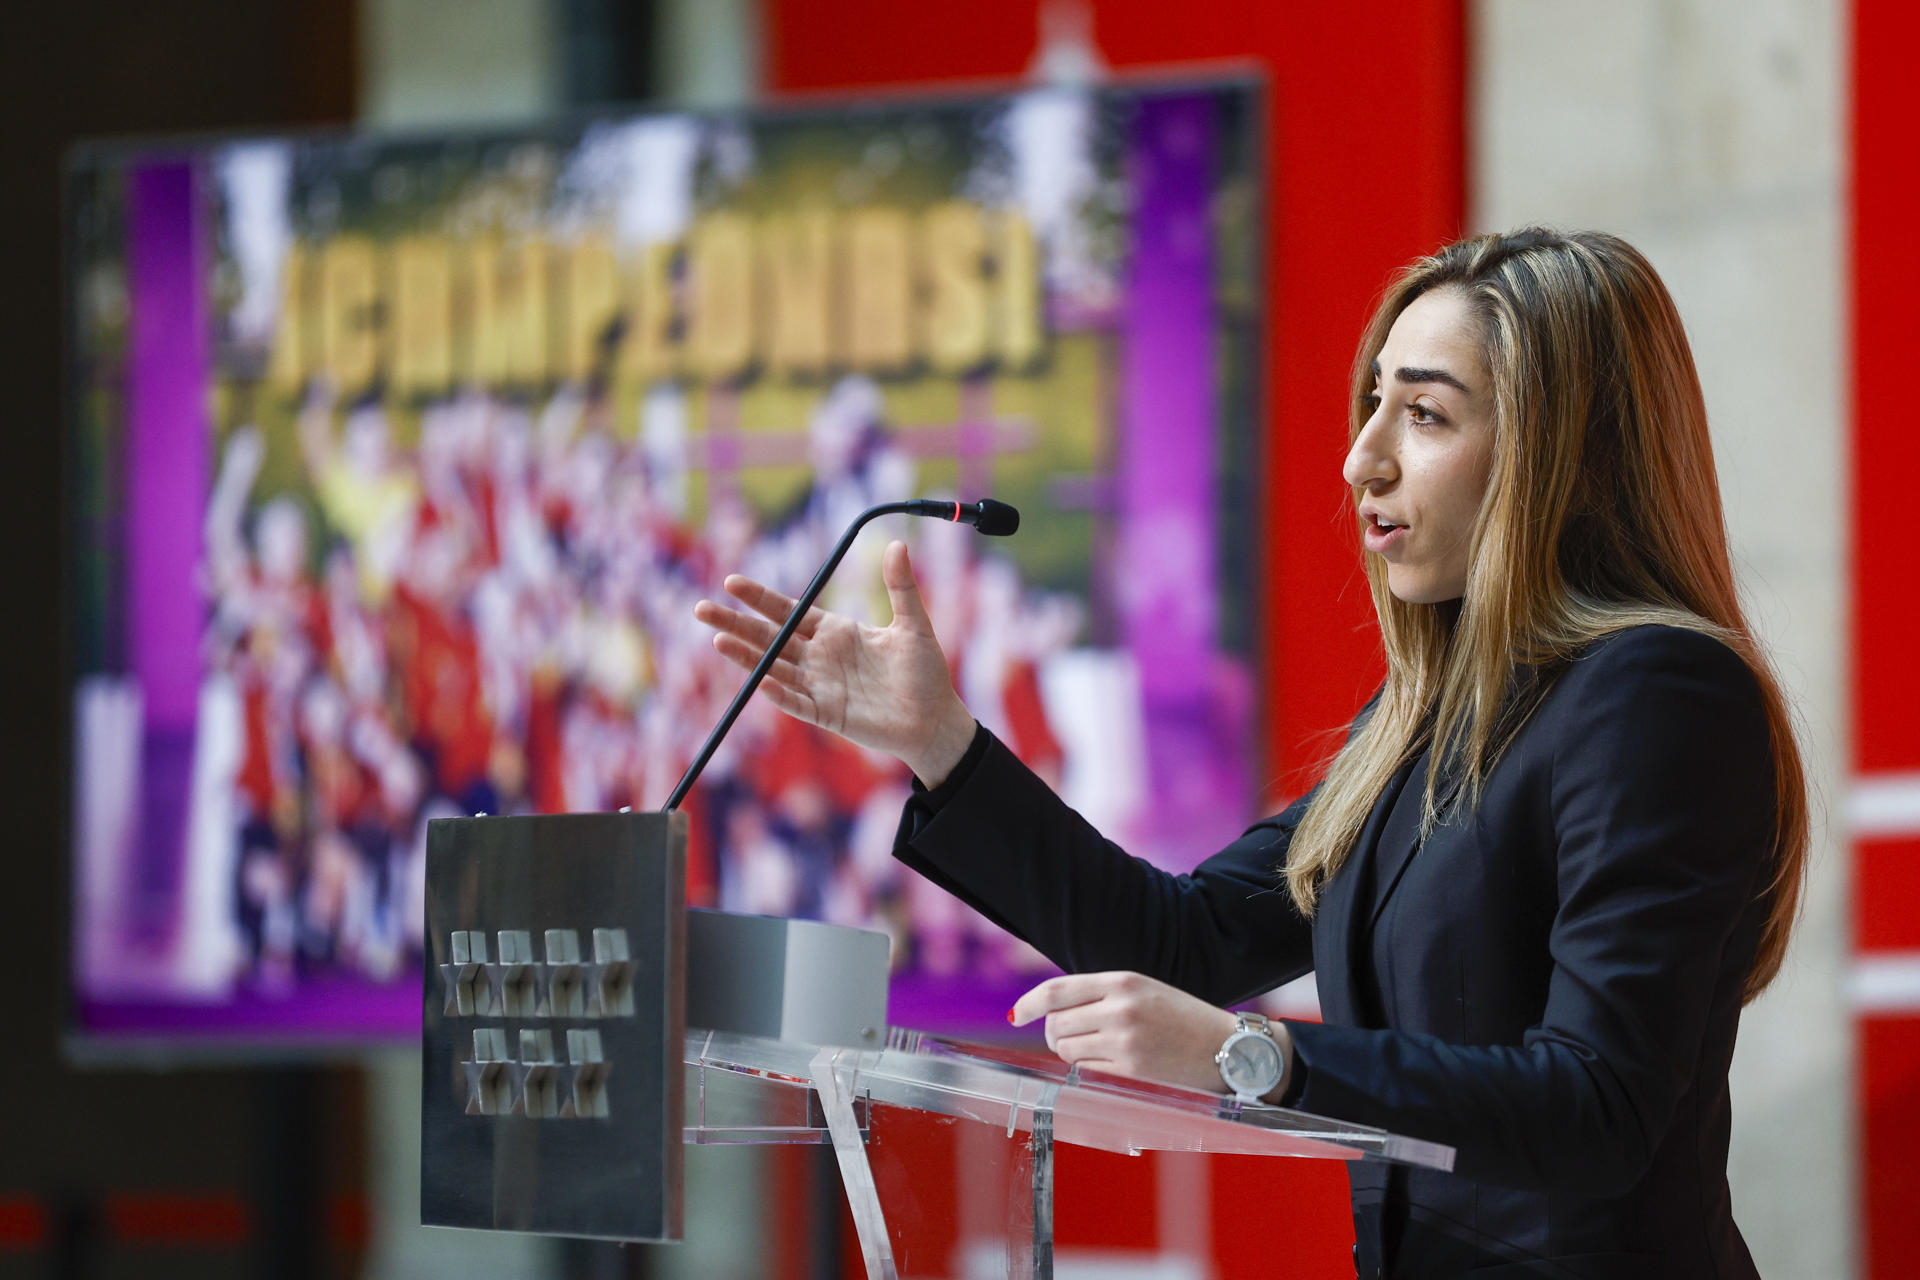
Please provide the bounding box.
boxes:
[684,1024,1454,1280]
[420,810,1455,1278]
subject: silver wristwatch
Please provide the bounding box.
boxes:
[1215,1011,1285,1103]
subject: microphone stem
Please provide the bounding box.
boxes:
[664,501,912,812]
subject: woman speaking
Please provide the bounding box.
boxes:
[695,228,1807,1278]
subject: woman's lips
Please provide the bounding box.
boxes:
[1362,517,1407,554]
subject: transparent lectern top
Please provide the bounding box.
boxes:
[686,1025,1455,1172]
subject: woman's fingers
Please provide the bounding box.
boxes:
[693,597,785,651]
[1048,1029,1119,1071]
[709,632,806,687]
[696,598,824,675]
[723,574,822,638]
[694,555,958,765]
[1010,971,1245,1095]
[705,613,806,671]
[1023,974,1138,1058]
[1039,999,1109,1042]
[881,541,933,633]
[703,621,824,724]
[1009,972,1127,1027]
[1039,1002,1114,1057]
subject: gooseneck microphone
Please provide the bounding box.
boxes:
[899,498,1021,537]
[663,498,1020,812]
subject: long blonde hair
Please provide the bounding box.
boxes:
[1284,228,1807,1002]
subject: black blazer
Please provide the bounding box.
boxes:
[894,625,1776,1279]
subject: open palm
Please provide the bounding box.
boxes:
[693,540,976,785]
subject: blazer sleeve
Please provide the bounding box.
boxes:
[1282,627,1778,1195]
[893,729,1318,1006]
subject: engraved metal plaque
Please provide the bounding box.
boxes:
[421,811,686,1241]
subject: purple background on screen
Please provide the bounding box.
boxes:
[127,161,208,949]
[80,983,420,1038]
[1121,94,1219,700]
[1113,93,1250,868]
[893,94,1237,1022]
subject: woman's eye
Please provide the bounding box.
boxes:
[1409,402,1444,426]
[1359,393,1381,413]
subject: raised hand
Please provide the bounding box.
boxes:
[1010,970,1286,1097]
[693,540,978,787]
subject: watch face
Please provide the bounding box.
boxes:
[1223,1031,1283,1094]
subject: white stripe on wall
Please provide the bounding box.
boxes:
[1851,772,1920,838]
[1849,953,1920,1012]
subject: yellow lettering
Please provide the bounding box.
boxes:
[265,199,1041,400]
[920,202,990,374]
[267,241,311,393]
[466,236,505,384]
[759,211,834,379]
[391,235,452,396]
[992,212,1043,370]
[842,208,914,372]
[319,236,381,394]
[469,235,551,387]
[623,241,681,383]
[687,214,755,382]
[563,234,622,384]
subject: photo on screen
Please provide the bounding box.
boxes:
[65,81,1264,1047]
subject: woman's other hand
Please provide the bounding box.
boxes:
[1010,971,1292,1099]
[693,539,977,787]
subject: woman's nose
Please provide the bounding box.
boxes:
[1343,418,1395,490]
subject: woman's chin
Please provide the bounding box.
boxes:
[1385,572,1466,607]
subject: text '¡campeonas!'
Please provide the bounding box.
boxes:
[266,205,1046,398]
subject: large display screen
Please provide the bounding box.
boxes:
[66,82,1263,1047]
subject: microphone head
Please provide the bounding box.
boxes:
[971,499,1020,537]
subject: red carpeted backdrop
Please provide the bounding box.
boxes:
[761,1,1466,1273]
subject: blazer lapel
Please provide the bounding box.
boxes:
[1314,753,1420,1028]
[1366,740,1437,931]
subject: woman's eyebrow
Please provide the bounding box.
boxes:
[1367,358,1474,397]
[1396,363,1472,396]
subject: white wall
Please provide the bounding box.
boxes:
[1474,2,1852,1275]
[360,0,561,129]
[655,0,760,106]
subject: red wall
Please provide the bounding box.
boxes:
[1853,1,1920,1275]
[767,2,1920,1271]
[764,2,1465,1272]
[766,0,1466,800]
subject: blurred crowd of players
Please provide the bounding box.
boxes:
[202,375,1081,989]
